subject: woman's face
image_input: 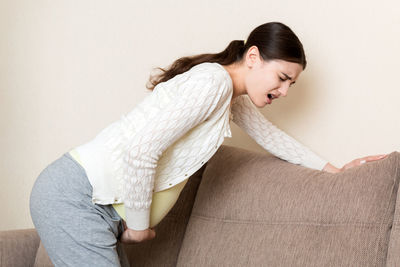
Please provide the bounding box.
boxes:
[244,46,303,108]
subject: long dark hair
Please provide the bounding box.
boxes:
[146,22,307,91]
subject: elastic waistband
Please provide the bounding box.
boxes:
[63,151,74,160]
[63,152,87,174]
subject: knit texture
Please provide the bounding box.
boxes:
[231,94,328,170]
[73,62,328,231]
[116,64,232,230]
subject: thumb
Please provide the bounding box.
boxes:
[150,228,156,237]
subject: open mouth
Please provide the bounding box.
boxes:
[266,93,278,104]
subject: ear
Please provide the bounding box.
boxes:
[245,46,261,68]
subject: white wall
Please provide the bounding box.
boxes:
[1,0,399,230]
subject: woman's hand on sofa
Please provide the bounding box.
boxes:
[340,154,389,171]
[120,219,156,244]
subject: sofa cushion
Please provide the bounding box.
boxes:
[33,241,53,267]
[0,229,40,267]
[177,145,400,266]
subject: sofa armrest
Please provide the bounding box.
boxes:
[385,152,400,266]
[0,228,41,267]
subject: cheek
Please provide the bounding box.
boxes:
[248,74,266,92]
[265,76,278,90]
[246,72,274,95]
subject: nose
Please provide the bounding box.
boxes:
[278,84,289,97]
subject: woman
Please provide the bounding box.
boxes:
[29,22,388,266]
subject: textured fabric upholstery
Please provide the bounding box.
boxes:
[177,146,400,266]
[2,145,399,267]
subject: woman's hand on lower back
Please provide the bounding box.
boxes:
[120,219,156,243]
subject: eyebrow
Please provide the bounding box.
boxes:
[281,72,296,84]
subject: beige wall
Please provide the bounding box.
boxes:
[1,0,399,231]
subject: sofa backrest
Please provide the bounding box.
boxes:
[27,145,400,266]
[176,145,400,266]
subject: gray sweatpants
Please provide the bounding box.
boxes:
[29,152,130,267]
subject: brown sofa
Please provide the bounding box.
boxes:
[1,145,400,266]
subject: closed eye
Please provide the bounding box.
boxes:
[279,76,296,87]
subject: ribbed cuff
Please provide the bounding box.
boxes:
[303,152,329,171]
[125,206,150,231]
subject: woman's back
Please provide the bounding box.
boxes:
[68,148,189,227]
[71,62,234,230]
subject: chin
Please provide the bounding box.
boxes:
[253,101,266,108]
[248,94,267,108]
[257,103,264,108]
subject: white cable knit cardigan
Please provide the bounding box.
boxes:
[74,62,328,230]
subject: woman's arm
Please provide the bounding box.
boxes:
[231,95,328,171]
[230,95,389,174]
[322,162,341,173]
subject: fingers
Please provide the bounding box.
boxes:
[140,228,156,241]
[360,154,388,164]
[121,219,127,231]
[150,229,156,239]
[366,154,388,161]
[367,154,387,160]
[149,228,156,238]
[342,154,388,171]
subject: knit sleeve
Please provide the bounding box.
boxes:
[231,95,328,171]
[123,71,231,230]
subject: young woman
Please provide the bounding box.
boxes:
[29,21,388,266]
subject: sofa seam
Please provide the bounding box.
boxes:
[381,153,400,266]
[190,214,384,227]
